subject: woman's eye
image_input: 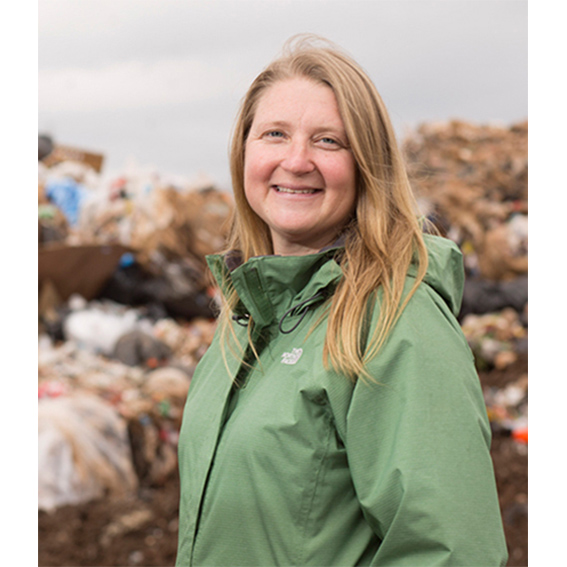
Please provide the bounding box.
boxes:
[319,137,344,148]
[266,131,285,139]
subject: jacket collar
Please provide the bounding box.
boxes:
[206,246,344,330]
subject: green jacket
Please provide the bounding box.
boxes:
[176,235,508,567]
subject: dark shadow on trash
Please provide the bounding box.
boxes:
[459,275,528,321]
[97,257,216,321]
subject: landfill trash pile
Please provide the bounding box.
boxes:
[404,120,528,282]
[38,156,232,262]
[39,138,233,321]
[461,307,528,448]
[38,301,218,510]
[38,137,229,513]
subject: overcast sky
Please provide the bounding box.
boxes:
[38,0,527,190]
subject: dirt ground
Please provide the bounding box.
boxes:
[38,353,527,567]
[480,353,529,567]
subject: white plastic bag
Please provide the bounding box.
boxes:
[38,393,138,512]
[63,300,153,356]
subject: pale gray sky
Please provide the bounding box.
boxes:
[38,0,527,190]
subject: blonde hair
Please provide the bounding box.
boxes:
[221,34,429,380]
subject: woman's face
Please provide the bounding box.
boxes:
[243,77,357,256]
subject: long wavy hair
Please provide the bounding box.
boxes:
[220,35,429,380]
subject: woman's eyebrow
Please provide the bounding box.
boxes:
[252,120,290,130]
[253,120,346,136]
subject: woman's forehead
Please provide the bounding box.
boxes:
[250,77,344,130]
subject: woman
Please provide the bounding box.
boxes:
[176,35,508,566]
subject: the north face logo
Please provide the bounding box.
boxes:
[281,348,303,365]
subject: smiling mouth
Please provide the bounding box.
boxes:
[273,185,321,194]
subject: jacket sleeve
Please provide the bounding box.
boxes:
[344,285,508,566]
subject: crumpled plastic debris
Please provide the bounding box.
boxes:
[44,177,90,227]
[62,298,155,357]
[38,393,138,512]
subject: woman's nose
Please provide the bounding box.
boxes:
[280,138,315,175]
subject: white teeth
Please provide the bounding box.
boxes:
[275,185,318,194]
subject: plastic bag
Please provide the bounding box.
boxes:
[38,393,138,512]
[459,275,528,319]
[63,301,153,356]
[45,177,89,227]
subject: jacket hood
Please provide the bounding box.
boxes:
[409,234,464,317]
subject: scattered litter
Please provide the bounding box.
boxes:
[99,508,154,548]
[461,308,527,370]
[484,375,528,444]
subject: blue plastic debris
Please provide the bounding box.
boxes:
[45,177,89,226]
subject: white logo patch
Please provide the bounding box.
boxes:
[281,348,303,365]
